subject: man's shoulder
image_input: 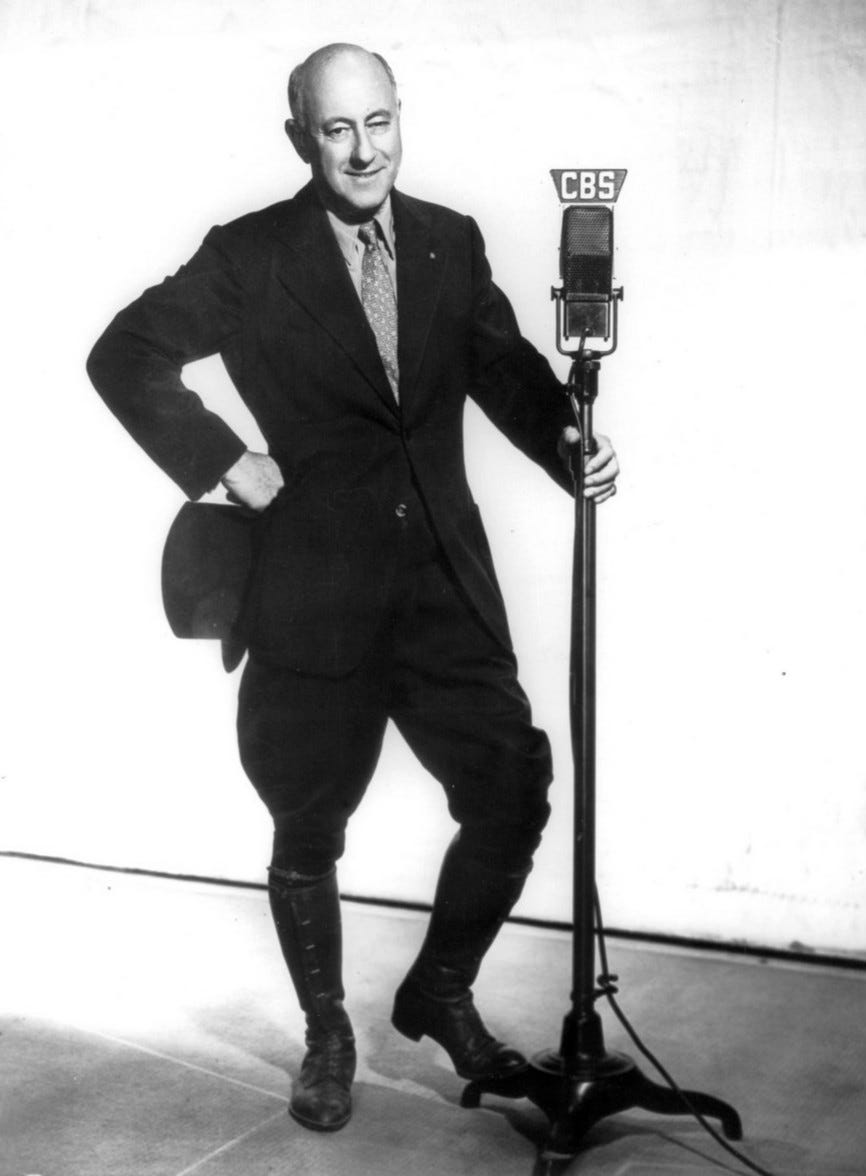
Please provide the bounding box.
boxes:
[221,201,295,234]
[193,186,324,275]
[209,187,313,243]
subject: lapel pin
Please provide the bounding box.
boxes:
[429,251,436,260]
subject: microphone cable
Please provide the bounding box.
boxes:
[593,888,780,1176]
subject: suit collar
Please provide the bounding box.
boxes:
[325,196,396,265]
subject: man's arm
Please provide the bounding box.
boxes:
[86,227,252,501]
[466,216,619,501]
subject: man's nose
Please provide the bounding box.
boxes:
[350,127,376,167]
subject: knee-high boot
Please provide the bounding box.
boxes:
[391,836,529,1080]
[268,867,356,1131]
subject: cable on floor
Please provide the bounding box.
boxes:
[594,888,779,1176]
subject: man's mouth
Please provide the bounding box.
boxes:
[346,168,384,180]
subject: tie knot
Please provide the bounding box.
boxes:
[357,222,378,250]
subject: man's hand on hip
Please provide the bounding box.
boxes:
[221,450,285,511]
[558,429,620,503]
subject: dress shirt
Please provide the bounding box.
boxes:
[326,198,397,300]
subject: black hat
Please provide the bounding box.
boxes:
[161,502,257,671]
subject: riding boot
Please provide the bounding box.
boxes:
[391,835,529,1080]
[268,866,356,1131]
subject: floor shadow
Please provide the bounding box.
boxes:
[188,993,304,1077]
[467,1094,768,1176]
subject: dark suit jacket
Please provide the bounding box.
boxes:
[87,182,573,676]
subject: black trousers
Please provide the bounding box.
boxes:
[237,491,553,878]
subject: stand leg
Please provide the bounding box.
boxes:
[461,1048,742,1159]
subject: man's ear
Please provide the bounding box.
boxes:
[285,119,311,163]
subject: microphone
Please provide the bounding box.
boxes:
[551,203,623,359]
[560,204,614,343]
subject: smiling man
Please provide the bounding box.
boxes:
[288,46,402,221]
[87,43,619,1134]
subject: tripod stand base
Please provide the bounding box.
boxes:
[461,1048,743,1159]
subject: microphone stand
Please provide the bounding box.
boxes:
[460,287,743,1164]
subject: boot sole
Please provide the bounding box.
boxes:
[288,1103,352,1132]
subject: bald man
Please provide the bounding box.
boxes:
[88,44,619,1133]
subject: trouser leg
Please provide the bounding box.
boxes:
[387,553,553,1078]
[238,654,388,874]
[238,656,388,1130]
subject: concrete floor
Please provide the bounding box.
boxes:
[1,856,863,1176]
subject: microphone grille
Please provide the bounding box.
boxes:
[560,205,613,297]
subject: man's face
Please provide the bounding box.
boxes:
[291,52,402,222]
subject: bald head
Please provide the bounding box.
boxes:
[285,43,403,223]
[288,44,397,133]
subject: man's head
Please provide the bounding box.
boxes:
[286,44,402,223]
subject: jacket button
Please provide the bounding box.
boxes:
[395,503,408,519]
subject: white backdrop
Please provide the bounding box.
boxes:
[2,0,865,957]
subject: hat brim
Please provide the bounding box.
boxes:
[161,502,257,643]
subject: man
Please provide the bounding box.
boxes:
[87,43,619,1133]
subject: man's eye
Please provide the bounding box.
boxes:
[326,127,350,140]
[368,120,390,134]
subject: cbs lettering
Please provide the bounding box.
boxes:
[549,169,627,204]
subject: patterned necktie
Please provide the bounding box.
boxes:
[358,221,399,401]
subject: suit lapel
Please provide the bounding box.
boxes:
[392,190,447,411]
[267,184,398,415]
[266,183,446,417]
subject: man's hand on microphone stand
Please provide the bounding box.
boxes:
[558,428,620,502]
